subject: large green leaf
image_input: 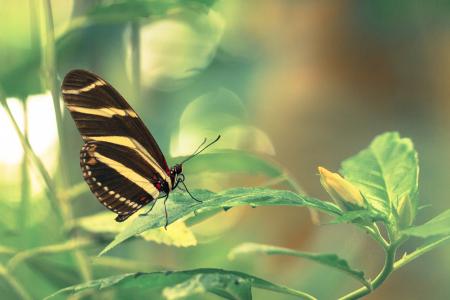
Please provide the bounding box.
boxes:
[100,187,341,255]
[401,209,450,238]
[340,132,419,222]
[228,243,370,289]
[45,268,315,300]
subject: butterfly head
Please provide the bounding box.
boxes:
[170,164,183,187]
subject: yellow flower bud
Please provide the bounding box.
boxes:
[318,166,366,211]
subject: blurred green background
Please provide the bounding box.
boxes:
[1,0,449,299]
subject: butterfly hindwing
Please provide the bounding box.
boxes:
[80,141,162,221]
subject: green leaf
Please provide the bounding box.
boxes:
[76,212,197,247]
[100,187,341,255]
[162,273,251,300]
[340,132,419,222]
[401,209,450,238]
[228,243,370,289]
[45,268,315,300]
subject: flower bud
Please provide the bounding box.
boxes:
[318,166,366,211]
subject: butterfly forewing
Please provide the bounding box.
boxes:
[62,70,169,172]
[62,70,171,221]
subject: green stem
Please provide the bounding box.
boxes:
[339,245,397,300]
[394,235,450,271]
[0,97,62,221]
[130,21,141,102]
[365,223,389,250]
[0,265,32,300]
[18,101,30,230]
[7,238,92,271]
[42,0,69,190]
[41,0,93,283]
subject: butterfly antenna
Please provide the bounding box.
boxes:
[180,135,221,164]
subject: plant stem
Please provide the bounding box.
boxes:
[41,0,69,191]
[0,265,32,300]
[394,235,450,271]
[40,0,93,283]
[365,224,389,250]
[339,245,397,300]
[130,21,141,102]
[0,97,62,220]
[7,238,92,271]
[19,100,30,230]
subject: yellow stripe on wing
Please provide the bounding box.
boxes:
[94,152,160,199]
[62,79,106,94]
[66,105,138,118]
[85,135,171,189]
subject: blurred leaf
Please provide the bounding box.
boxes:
[180,149,286,178]
[172,89,248,156]
[401,209,450,238]
[0,1,43,98]
[92,256,154,272]
[45,268,314,300]
[0,245,15,255]
[141,221,197,247]
[7,238,91,271]
[100,187,341,255]
[27,258,80,290]
[63,0,218,36]
[228,243,370,289]
[341,132,419,222]
[133,6,225,89]
[77,212,122,234]
[63,181,89,201]
[77,212,197,248]
[2,0,219,98]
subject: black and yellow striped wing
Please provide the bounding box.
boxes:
[62,69,171,221]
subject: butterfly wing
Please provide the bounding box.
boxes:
[62,69,171,221]
[80,141,162,221]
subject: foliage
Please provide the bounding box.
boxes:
[1,1,450,299]
[41,131,450,299]
[45,268,313,300]
[100,187,340,256]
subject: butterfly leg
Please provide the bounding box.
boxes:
[163,194,170,230]
[179,180,202,203]
[139,198,158,217]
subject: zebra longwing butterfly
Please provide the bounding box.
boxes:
[62,69,219,226]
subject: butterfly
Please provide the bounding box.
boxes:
[61,69,219,227]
